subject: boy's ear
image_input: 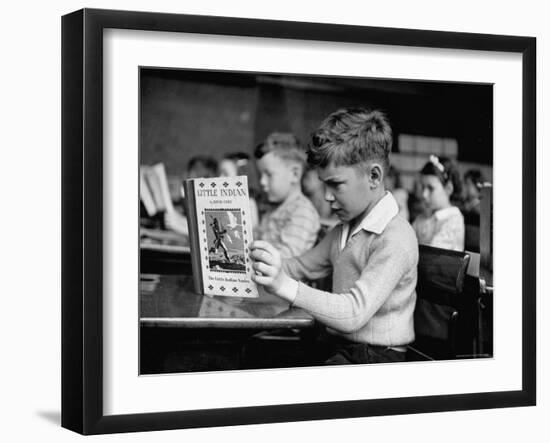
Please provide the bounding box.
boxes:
[368,163,383,187]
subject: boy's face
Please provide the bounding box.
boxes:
[318,162,374,223]
[257,152,300,203]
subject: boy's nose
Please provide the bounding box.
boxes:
[324,189,335,202]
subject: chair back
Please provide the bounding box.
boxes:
[411,245,471,359]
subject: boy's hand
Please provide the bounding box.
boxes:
[250,240,298,302]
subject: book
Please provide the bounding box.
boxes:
[141,163,174,214]
[139,166,158,217]
[184,176,259,298]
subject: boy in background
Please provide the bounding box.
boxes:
[255,132,320,259]
[251,109,418,364]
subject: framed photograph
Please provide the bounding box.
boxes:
[62,8,536,435]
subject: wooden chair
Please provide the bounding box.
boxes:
[407,245,472,361]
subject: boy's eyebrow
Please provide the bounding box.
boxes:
[320,176,345,184]
[319,174,343,182]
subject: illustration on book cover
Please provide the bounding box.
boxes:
[205,210,246,272]
[185,176,258,298]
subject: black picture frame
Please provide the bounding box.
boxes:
[61,8,536,435]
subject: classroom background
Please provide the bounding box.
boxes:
[140,68,493,203]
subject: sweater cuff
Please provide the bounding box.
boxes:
[277,277,299,305]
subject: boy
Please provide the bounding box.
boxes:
[251,109,418,364]
[254,132,320,259]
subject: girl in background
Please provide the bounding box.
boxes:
[413,155,465,251]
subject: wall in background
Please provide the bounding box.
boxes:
[140,69,493,193]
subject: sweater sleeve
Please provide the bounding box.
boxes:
[292,233,416,334]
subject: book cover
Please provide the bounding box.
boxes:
[184,176,259,298]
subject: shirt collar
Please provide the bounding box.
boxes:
[340,192,399,247]
[433,206,461,221]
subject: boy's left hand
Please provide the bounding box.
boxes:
[250,240,297,301]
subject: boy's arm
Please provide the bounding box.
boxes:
[291,235,417,333]
[253,233,417,334]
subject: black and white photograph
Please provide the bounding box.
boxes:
[138,67,494,374]
[3,0,548,440]
[54,5,540,438]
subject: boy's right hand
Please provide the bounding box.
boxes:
[250,240,298,303]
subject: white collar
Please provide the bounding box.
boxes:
[340,192,399,249]
[433,206,461,221]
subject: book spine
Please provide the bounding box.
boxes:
[183,180,204,294]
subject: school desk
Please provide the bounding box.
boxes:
[139,274,315,373]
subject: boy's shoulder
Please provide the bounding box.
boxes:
[378,215,419,257]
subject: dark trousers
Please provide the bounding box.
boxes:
[319,333,406,365]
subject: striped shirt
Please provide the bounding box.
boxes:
[258,189,320,258]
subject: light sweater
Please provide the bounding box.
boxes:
[283,192,418,347]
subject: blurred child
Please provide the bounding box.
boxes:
[463,169,484,215]
[251,108,418,365]
[254,132,320,259]
[186,155,218,180]
[384,166,410,221]
[218,152,260,230]
[413,155,465,251]
[164,155,218,236]
[407,173,427,223]
[302,166,335,221]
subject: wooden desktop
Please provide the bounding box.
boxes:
[139,232,315,373]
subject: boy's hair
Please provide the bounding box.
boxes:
[254,132,307,174]
[187,155,218,178]
[307,108,393,173]
[421,155,463,204]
